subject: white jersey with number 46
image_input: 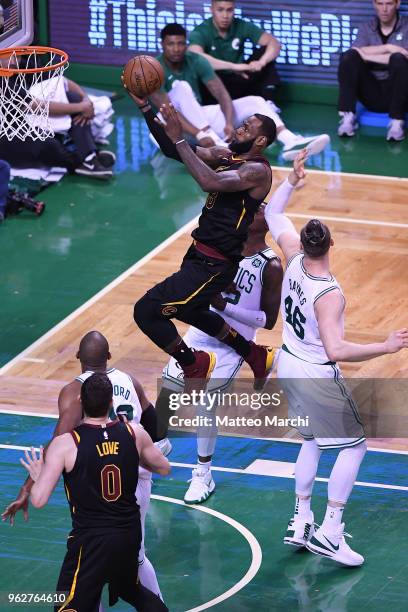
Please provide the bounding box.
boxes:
[281,253,344,364]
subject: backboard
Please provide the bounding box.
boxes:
[0,0,33,49]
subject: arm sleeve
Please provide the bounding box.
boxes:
[242,20,264,45]
[140,404,159,442]
[195,54,216,84]
[223,303,267,328]
[142,108,196,162]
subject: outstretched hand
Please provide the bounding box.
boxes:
[20,447,44,482]
[2,487,30,525]
[385,329,408,353]
[288,149,307,186]
[155,103,183,143]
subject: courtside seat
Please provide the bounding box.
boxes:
[357,102,408,127]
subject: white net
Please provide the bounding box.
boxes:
[0,47,68,141]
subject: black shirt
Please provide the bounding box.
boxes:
[63,421,140,534]
[192,155,272,261]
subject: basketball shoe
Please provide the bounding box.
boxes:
[306,523,364,566]
[282,134,330,161]
[244,342,276,390]
[184,468,215,504]
[181,350,216,393]
[284,512,315,547]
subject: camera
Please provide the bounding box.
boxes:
[6,190,46,217]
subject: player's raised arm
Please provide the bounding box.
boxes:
[20,435,71,508]
[265,150,306,261]
[316,290,408,362]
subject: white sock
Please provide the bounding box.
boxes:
[138,556,163,600]
[197,459,211,474]
[276,128,297,147]
[322,504,344,530]
[295,496,311,518]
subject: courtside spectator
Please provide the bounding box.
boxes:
[189,0,281,103]
[338,0,408,141]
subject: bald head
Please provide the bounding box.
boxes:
[77,331,110,368]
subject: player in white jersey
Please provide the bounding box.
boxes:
[2,331,166,600]
[265,164,408,566]
[157,159,306,504]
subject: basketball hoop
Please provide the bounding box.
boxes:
[0,46,69,141]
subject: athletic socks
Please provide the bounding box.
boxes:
[197,459,212,475]
[218,326,251,358]
[322,504,344,530]
[276,128,297,147]
[138,557,163,601]
[169,339,195,366]
[295,496,311,518]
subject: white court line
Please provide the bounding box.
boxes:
[0,215,199,376]
[270,165,408,183]
[3,447,404,492]
[151,494,262,612]
[288,212,408,230]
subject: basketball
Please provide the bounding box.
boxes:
[122,55,165,98]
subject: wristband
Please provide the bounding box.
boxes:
[175,139,186,145]
[138,102,150,110]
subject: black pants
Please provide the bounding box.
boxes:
[338,49,408,119]
[134,244,238,350]
[55,530,167,612]
[200,47,280,104]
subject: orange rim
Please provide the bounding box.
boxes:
[0,45,69,77]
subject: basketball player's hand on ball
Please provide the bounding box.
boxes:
[1,487,30,525]
[20,447,44,482]
[385,329,408,353]
[121,74,149,109]
[156,103,183,143]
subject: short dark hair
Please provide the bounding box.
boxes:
[300,219,331,258]
[161,23,187,40]
[254,113,277,147]
[81,373,113,418]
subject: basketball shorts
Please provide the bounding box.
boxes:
[146,244,237,320]
[55,529,145,612]
[162,326,244,393]
[277,348,365,449]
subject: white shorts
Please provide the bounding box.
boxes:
[162,327,244,392]
[277,348,365,449]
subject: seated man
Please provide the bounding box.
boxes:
[189,0,281,103]
[153,23,329,162]
[338,0,408,141]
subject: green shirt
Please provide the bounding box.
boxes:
[189,17,263,64]
[157,51,215,104]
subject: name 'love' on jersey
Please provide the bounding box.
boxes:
[189,247,278,343]
[64,421,140,534]
[192,155,272,261]
[281,253,344,364]
[76,368,142,423]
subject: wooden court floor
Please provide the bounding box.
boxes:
[1,168,407,447]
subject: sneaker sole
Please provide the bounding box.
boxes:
[282,134,330,161]
[284,538,306,547]
[75,170,113,180]
[184,482,215,505]
[306,541,364,566]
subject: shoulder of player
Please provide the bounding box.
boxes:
[48,431,76,454]
[239,160,270,178]
[314,285,344,310]
[58,379,81,403]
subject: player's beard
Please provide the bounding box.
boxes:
[229,138,256,154]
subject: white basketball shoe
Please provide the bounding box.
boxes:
[306,523,364,566]
[284,512,315,547]
[184,468,215,505]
